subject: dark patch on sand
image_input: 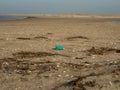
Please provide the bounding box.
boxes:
[52,72,103,90]
[16,37,31,40]
[75,57,85,59]
[13,51,70,59]
[0,38,4,40]
[33,36,48,39]
[85,47,120,56]
[0,56,119,90]
[46,33,53,35]
[0,58,57,75]
[52,60,120,90]
[16,36,49,40]
[66,36,89,41]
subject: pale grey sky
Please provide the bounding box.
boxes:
[0,0,120,14]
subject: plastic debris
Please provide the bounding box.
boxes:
[55,45,64,50]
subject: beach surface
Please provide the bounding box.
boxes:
[0,14,120,90]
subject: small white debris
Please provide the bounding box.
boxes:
[56,63,60,67]
[28,70,32,74]
[85,64,90,66]
[1,62,9,70]
[65,74,69,77]
[107,60,110,62]
[109,81,113,86]
[58,75,62,77]
[63,71,66,73]
[92,55,96,59]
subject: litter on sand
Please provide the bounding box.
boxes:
[55,45,64,50]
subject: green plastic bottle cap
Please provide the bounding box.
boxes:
[55,45,64,50]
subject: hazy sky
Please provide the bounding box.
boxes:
[0,0,120,14]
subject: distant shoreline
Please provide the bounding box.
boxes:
[0,14,120,21]
[0,14,120,19]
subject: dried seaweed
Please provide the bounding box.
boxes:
[86,47,120,56]
[67,36,89,40]
[16,37,31,40]
[13,51,70,58]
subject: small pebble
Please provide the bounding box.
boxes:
[109,81,113,86]
[56,63,60,67]
[65,74,69,77]
[85,64,90,66]
[58,75,62,77]
[107,60,110,62]
[63,71,66,73]
[92,55,96,59]
[28,70,32,74]
[2,62,9,70]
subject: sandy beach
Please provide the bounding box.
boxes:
[0,14,120,90]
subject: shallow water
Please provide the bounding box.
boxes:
[0,0,120,14]
[115,21,120,23]
[112,20,120,24]
[0,16,26,20]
